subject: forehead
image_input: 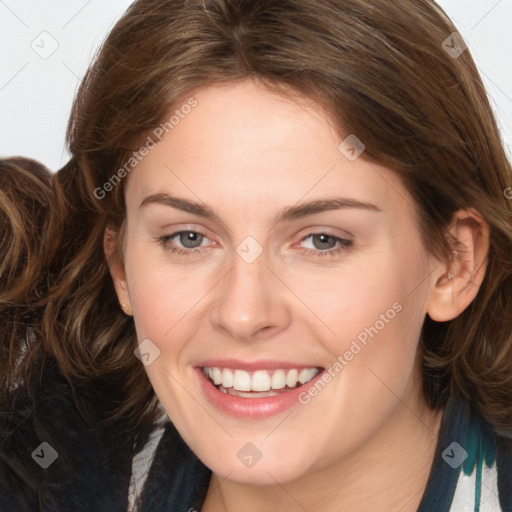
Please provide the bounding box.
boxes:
[124,79,415,223]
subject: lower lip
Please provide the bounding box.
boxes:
[195,367,324,418]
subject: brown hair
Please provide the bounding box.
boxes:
[0,158,53,395]
[2,0,512,450]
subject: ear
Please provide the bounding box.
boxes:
[104,223,132,316]
[426,208,490,322]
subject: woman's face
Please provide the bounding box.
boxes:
[119,79,439,484]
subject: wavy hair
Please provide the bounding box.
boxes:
[2,0,512,451]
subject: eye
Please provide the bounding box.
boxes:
[158,230,213,255]
[156,229,352,258]
[174,231,205,249]
[298,232,353,257]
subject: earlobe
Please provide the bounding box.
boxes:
[104,223,133,316]
[426,209,489,322]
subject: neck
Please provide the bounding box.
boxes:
[202,389,444,512]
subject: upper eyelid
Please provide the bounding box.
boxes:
[298,230,351,241]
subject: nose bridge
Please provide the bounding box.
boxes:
[210,244,289,340]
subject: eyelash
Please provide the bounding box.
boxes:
[157,230,353,258]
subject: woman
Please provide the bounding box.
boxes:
[1,0,511,510]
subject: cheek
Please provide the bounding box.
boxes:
[290,244,427,347]
[287,255,429,465]
[297,242,429,396]
[123,243,202,340]
[123,242,227,366]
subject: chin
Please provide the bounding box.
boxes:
[192,434,321,485]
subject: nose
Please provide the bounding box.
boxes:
[209,251,291,342]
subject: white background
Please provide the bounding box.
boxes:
[0,0,511,171]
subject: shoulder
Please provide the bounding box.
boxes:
[495,432,512,510]
[419,392,512,511]
[450,424,512,511]
[0,360,136,512]
[451,399,512,510]
[133,420,212,511]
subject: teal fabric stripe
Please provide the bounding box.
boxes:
[462,411,496,512]
[417,392,470,512]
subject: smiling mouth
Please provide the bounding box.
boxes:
[202,366,322,398]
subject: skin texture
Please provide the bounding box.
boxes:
[107,79,489,511]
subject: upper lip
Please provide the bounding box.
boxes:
[195,359,323,371]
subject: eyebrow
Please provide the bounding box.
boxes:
[140,193,382,222]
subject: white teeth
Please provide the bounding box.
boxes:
[221,368,234,388]
[298,368,319,384]
[233,369,252,391]
[286,369,298,388]
[203,366,320,392]
[212,367,222,385]
[270,369,286,390]
[251,370,271,392]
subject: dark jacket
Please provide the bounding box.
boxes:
[1,362,511,511]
